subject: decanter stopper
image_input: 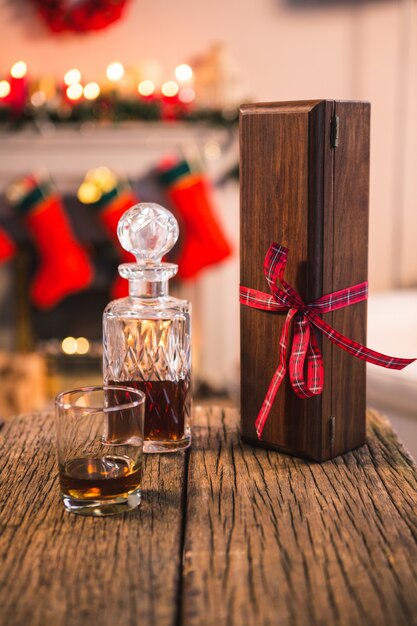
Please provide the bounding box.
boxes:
[117,202,179,265]
[116,202,180,288]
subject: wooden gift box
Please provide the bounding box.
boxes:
[240,100,370,461]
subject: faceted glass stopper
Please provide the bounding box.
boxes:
[117,202,179,264]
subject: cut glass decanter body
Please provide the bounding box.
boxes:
[103,203,191,453]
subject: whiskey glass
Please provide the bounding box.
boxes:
[55,385,145,516]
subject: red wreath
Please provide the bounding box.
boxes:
[32,0,131,33]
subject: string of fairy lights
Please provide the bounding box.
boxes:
[0,59,194,102]
[63,61,196,104]
[0,59,238,125]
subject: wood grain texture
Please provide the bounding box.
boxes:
[183,406,417,626]
[0,412,186,626]
[322,101,370,458]
[240,100,370,460]
[239,101,314,453]
[2,407,416,626]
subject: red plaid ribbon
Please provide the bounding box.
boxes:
[240,243,416,438]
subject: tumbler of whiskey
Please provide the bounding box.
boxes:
[55,385,145,516]
[103,203,192,453]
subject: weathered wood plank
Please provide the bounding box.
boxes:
[0,412,186,626]
[183,407,417,626]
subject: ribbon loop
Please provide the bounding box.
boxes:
[308,281,368,314]
[289,314,323,399]
[240,242,416,439]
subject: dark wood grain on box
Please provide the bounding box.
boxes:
[324,101,370,457]
[239,101,314,454]
[240,100,370,461]
[309,100,334,459]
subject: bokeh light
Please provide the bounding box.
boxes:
[138,80,155,97]
[64,68,81,86]
[179,87,195,104]
[161,81,179,98]
[10,61,27,79]
[66,83,83,101]
[175,64,193,82]
[76,337,90,355]
[83,82,100,100]
[30,91,47,107]
[106,62,125,82]
[62,337,77,355]
[77,182,101,204]
[0,80,11,98]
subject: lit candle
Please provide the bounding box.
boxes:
[161,80,181,120]
[9,61,28,113]
[174,64,195,113]
[162,81,179,99]
[0,80,11,103]
[138,79,156,100]
[66,83,83,102]
[83,82,100,100]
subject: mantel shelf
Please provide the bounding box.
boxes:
[0,122,237,190]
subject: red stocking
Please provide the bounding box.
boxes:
[0,227,16,263]
[159,160,232,279]
[8,175,93,309]
[79,168,137,298]
[102,192,139,299]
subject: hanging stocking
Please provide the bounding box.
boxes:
[158,159,232,279]
[0,227,16,264]
[7,175,93,309]
[78,167,138,299]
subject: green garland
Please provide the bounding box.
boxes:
[0,95,239,129]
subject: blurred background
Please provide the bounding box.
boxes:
[0,0,416,454]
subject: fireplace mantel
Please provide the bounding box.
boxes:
[0,122,236,190]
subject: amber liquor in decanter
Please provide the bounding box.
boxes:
[103,203,191,453]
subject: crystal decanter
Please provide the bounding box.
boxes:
[103,203,191,453]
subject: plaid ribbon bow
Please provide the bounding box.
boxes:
[240,243,416,438]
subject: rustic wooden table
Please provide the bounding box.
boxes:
[1,407,417,626]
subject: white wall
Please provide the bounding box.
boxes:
[1,0,417,290]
